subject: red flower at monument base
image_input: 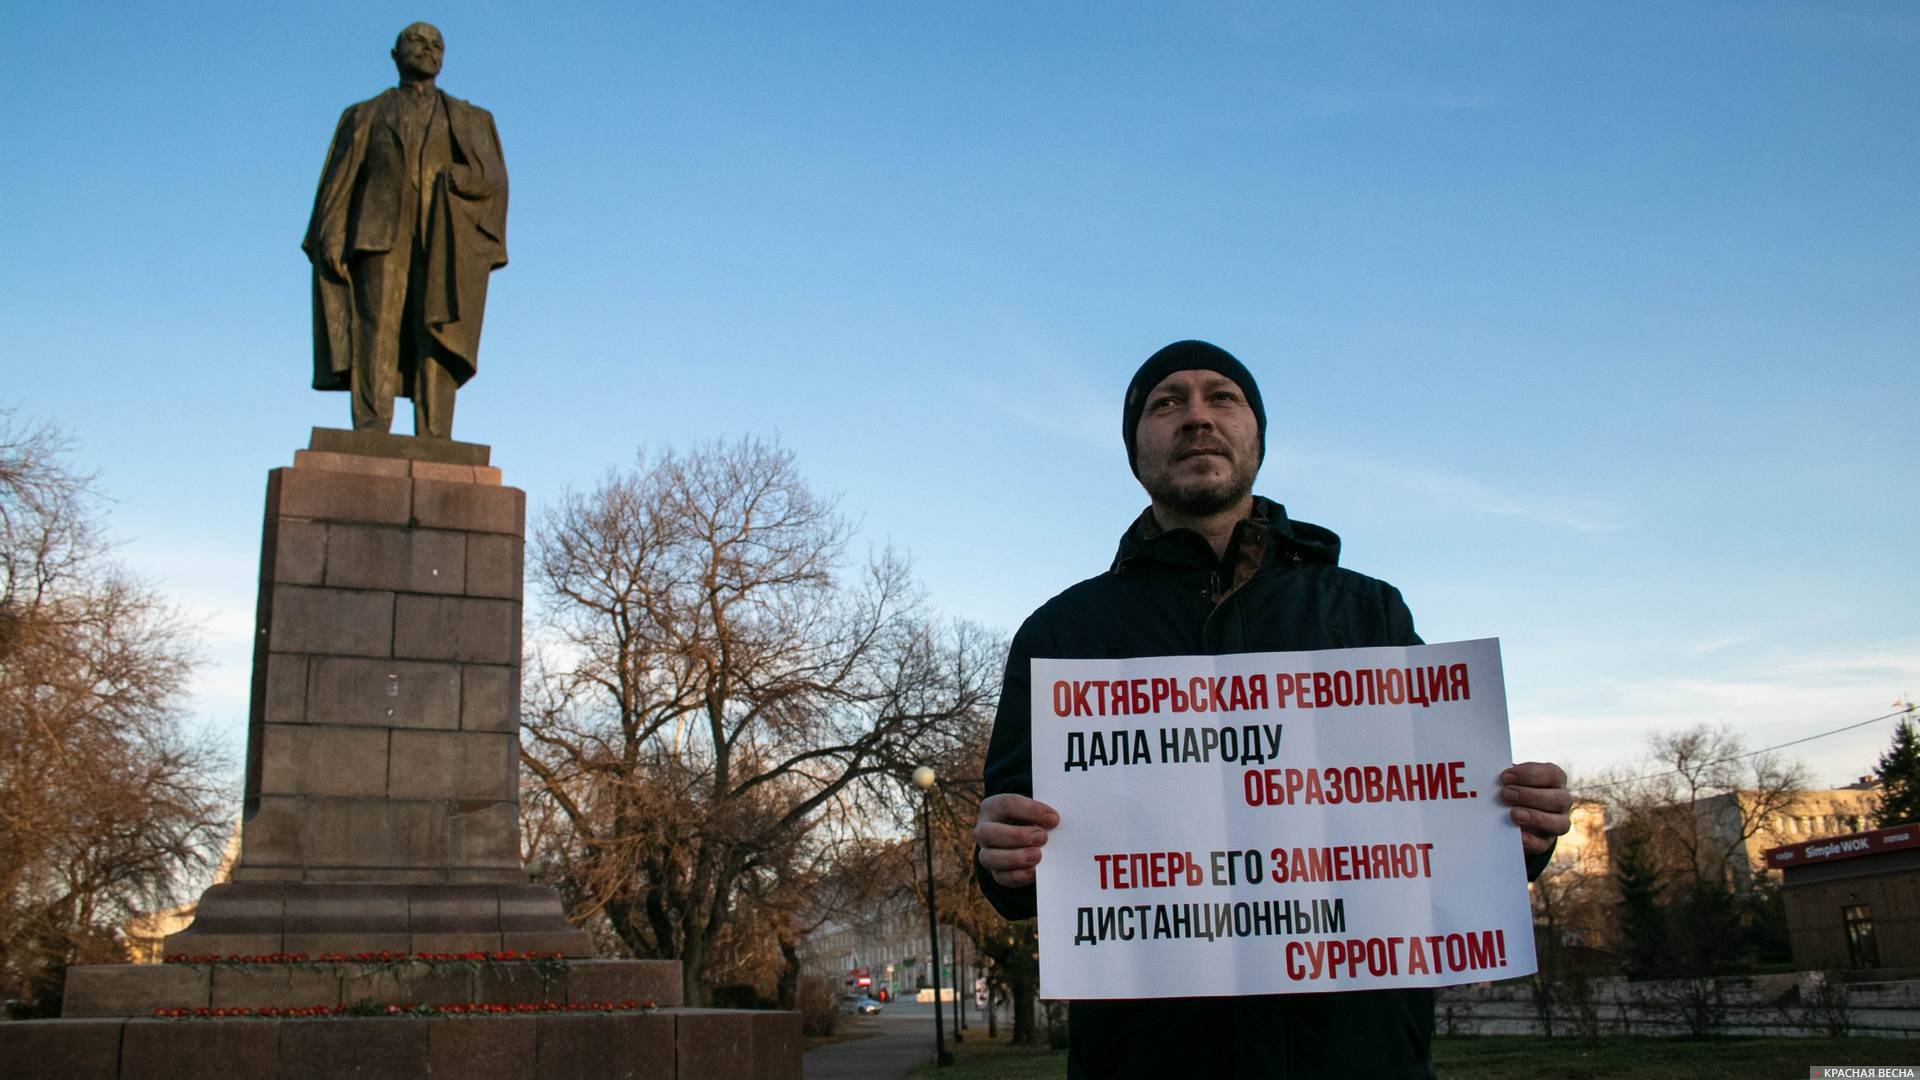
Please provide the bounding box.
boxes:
[162,952,312,965]
[161,950,567,966]
[152,999,647,1020]
[160,945,564,960]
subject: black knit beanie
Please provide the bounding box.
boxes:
[1122,340,1266,476]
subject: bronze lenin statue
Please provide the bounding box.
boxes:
[302,23,507,439]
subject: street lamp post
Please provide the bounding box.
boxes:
[950,928,963,1039]
[914,765,954,1068]
[956,933,968,1032]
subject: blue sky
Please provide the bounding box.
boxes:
[4,2,1915,790]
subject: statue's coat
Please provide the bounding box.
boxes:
[302,89,507,391]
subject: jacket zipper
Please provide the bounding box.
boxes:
[1202,566,1278,649]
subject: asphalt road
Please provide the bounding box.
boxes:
[802,1000,997,1080]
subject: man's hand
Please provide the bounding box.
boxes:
[323,244,349,283]
[1500,761,1572,854]
[446,163,496,198]
[975,793,1060,888]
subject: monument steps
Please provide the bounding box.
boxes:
[0,1007,799,1080]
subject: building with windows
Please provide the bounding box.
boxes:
[1765,822,1920,973]
[800,896,970,1002]
[1532,784,1883,956]
[1594,780,1881,893]
[1546,799,1611,875]
[1527,800,1617,956]
[1703,780,1879,891]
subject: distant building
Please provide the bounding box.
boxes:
[1530,783,1883,956]
[1598,780,1881,893]
[1765,822,1920,973]
[124,824,240,962]
[1742,778,1880,886]
[1546,799,1611,876]
[800,896,967,1002]
[1529,799,1617,954]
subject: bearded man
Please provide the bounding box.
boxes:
[973,339,1573,1078]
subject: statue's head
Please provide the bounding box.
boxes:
[391,22,445,80]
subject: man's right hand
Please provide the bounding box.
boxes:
[974,793,1060,889]
[323,245,349,282]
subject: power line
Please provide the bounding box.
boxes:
[1579,706,1915,792]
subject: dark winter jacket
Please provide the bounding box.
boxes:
[977,498,1534,1079]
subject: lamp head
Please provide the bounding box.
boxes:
[912,765,936,789]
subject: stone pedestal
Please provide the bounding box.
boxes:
[62,958,686,1017]
[1,1008,801,1080]
[158,431,591,957]
[10,433,801,1079]
[24,956,805,1078]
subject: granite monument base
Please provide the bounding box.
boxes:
[11,437,802,1076]
[158,436,592,957]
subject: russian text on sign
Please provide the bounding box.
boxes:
[1033,639,1535,999]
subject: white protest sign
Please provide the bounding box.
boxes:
[1031,638,1536,1000]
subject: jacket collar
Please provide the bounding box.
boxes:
[1110,496,1342,575]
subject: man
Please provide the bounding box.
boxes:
[303,22,507,439]
[974,340,1572,1078]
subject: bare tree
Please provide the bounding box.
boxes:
[0,410,224,1016]
[521,439,996,1005]
[1588,724,1809,1032]
[1599,724,1809,893]
[1,414,97,638]
[750,831,901,1008]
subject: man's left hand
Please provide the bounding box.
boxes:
[1500,761,1572,855]
[447,164,496,198]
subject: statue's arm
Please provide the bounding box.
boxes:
[447,106,506,201]
[303,106,366,281]
[444,103,507,267]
